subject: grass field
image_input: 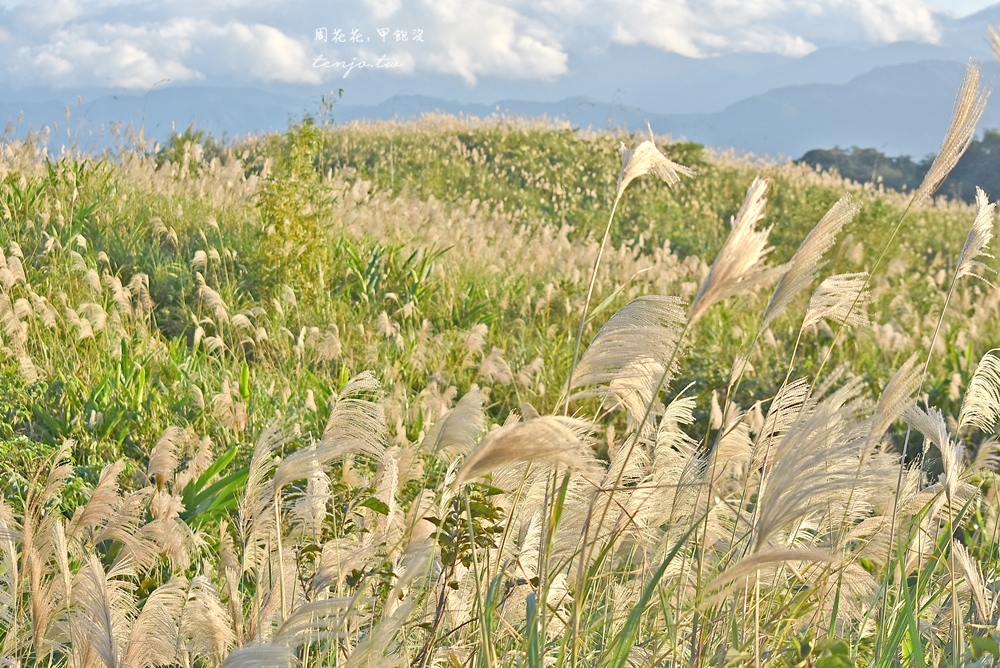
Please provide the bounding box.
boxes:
[0,64,999,667]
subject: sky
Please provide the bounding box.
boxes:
[0,0,996,92]
[926,0,995,15]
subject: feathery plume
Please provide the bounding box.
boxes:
[219,645,296,668]
[704,549,834,603]
[147,426,186,489]
[904,405,973,506]
[914,62,990,205]
[420,385,485,461]
[275,373,386,490]
[571,296,686,431]
[869,354,921,444]
[753,379,870,550]
[478,347,514,385]
[343,599,415,668]
[453,416,597,487]
[70,555,134,668]
[751,378,810,469]
[689,177,775,324]
[959,349,1000,433]
[955,187,996,285]
[802,272,871,330]
[122,576,186,668]
[320,370,386,458]
[953,541,994,624]
[761,195,859,329]
[616,136,694,199]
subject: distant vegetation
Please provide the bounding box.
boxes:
[799,128,1000,201]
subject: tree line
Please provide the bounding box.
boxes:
[798,129,1000,202]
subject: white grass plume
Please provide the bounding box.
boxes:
[421,385,485,461]
[70,555,136,668]
[122,575,186,668]
[751,378,810,469]
[753,379,871,550]
[219,645,296,668]
[343,599,415,668]
[179,575,235,664]
[914,62,990,206]
[275,371,387,490]
[320,370,387,459]
[761,195,859,330]
[802,272,871,330]
[689,177,775,324]
[616,137,694,200]
[146,426,187,489]
[953,541,995,625]
[704,548,834,603]
[955,187,996,285]
[959,349,1000,433]
[904,405,974,507]
[453,416,597,487]
[869,354,921,444]
[571,295,686,432]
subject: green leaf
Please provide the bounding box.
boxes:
[971,635,1000,659]
[359,497,390,515]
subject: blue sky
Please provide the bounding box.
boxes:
[926,0,995,15]
[0,0,996,91]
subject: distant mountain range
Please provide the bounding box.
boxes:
[5,4,1000,159]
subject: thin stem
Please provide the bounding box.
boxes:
[274,492,286,621]
[562,195,621,415]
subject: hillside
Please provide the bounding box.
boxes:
[0,117,998,666]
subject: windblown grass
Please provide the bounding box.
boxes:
[0,63,999,667]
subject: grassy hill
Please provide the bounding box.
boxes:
[0,115,997,666]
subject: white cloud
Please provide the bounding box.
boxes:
[12,26,199,88]
[851,0,940,42]
[0,0,949,89]
[411,0,567,83]
[605,0,939,57]
[3,16,321,88]
[365,0,402,21]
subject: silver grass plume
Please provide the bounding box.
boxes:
[704,548,835,603]
[616,135,694,200]
[689,177,775,324]
[321,369,387,457]
[761,195,859,330]
[180,575,236,663]
[219,645,296,668]
[751,377,811,470]
[752,379,872,551]
[959,349,1000,433]
[802,272,871,330]
[420,385,485,461]
[122,575,187,668]
[904,405,975,507]
[914,62,990,206]
[869,354,921,445]
[219,598,358,667]
[41,441,75,508]
[453,416,597,487]
[955,187,996,285]
[67,460,127,540]
[571,296,686,433]
[274,371,386,491]
[146,426,190,490]
[953,541,995,624]
[343,599,416,668]
[70,555,136,668]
